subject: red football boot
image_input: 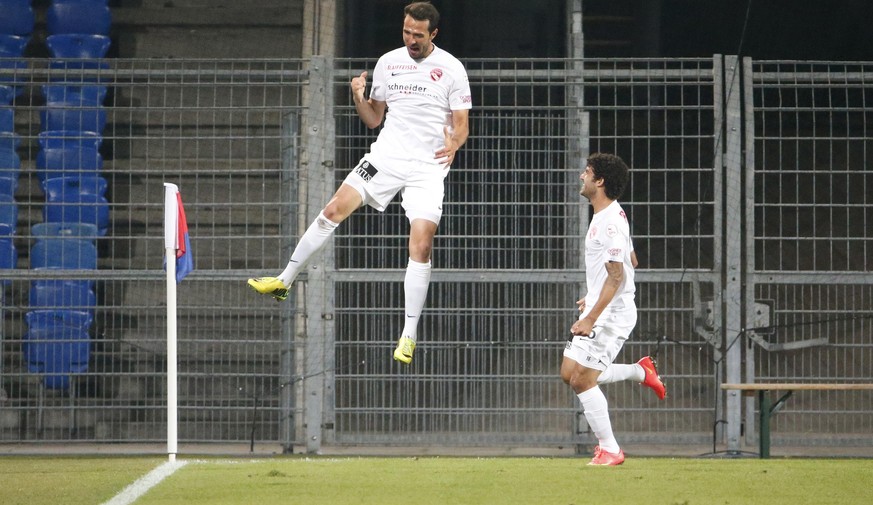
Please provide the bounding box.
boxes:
[588,447,625,466]
[637,356,667,400]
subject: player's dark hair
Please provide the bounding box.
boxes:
[405,1,440,32]
[587,152,630,200]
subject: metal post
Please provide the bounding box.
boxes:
[758,391,770,458]
[280,111,300,453]
[301,56,335,453]
[741,56,759,450]
[711,54,726,444]
[723,55,745,454]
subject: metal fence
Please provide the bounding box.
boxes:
[0,56,870,454]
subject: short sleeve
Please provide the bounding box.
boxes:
[370,56,387,102]
[449,65,473,110]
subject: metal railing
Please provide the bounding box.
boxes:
[0,56,870,454]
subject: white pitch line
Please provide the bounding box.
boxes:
[100,459,189,505]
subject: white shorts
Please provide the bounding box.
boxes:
[563,309,637,371]
[343,153,448,225]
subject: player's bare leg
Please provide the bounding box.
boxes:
[248,184,362,300]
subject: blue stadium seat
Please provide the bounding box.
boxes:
[0,134,20,197]
[0,236,16,285]
[36,130,103,183]
[30,236,98,270]
[47,34,111,58]
[40,105,107,134]
[0,84,14,105]
[0,36,28,95]
[42,176,110,236]
[0,35,28,95]
[0,107,13,131]
[30,279,96,312]
[24,309,92,390]
[47,0,112,36]
[0,175,17,198]
[30,223,100,296]
[0,0,35,36]
[0,194,17,235]
[32,221,99,240]
[0,34,28,56]
[43,84,107,106]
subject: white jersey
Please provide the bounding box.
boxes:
[583,200,636,312]
[369,44,472,164]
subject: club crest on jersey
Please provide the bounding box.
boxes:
[353,160,378,182]
[430,68,443,81]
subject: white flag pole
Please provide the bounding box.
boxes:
[163,183,179,462]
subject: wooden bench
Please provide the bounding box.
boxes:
[720,383,873,458]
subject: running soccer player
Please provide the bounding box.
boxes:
[561,153,666,466]
[248,1,472,365]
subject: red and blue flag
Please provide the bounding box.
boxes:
[164,183,194,282]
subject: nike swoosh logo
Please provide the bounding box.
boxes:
[391,71,416,76]
[643,366,655,375]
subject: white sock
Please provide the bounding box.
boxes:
[578,386,620,453]
[401,258,431,342]
[278,211,339,286]
[598,363,645,385]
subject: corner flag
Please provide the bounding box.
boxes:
[163,183,193,282]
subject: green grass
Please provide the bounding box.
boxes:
[2,456,872,505]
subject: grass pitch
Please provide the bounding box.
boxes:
[1,455,872,505]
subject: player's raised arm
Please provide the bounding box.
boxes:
[350,71,386,129]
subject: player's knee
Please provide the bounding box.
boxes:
[408,239,433,260]
[316,211,340,231]
[569,373,596,394]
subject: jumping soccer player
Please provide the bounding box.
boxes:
[247,1,472,365]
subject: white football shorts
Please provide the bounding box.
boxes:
[563,308,638,371]
[343,154,449,225]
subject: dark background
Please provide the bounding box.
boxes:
[345,0,873,61]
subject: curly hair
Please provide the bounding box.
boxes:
[587,152,630,200]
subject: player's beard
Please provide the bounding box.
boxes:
[407,43,431,59]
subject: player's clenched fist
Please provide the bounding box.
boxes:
[351,71,368,103]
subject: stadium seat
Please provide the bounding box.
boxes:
[47,34,111,58]
[0,34,28,57]
[30,236,98,270]
[0,0,35,36]
[24,309,92,390]
[32,221,99,240]
[0,107,13,131]
[40,105,107,134]
[30,279,96,312]
[0,49,28,96]
[43,84,107,106]
[0,132,20,196]
[0,236,16,285]
[36,131,103,183]
[0,84,14,105]
[0,35,29,97]
[46,0,112,36]
[42,176,110,236]
[0,194,17,235]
